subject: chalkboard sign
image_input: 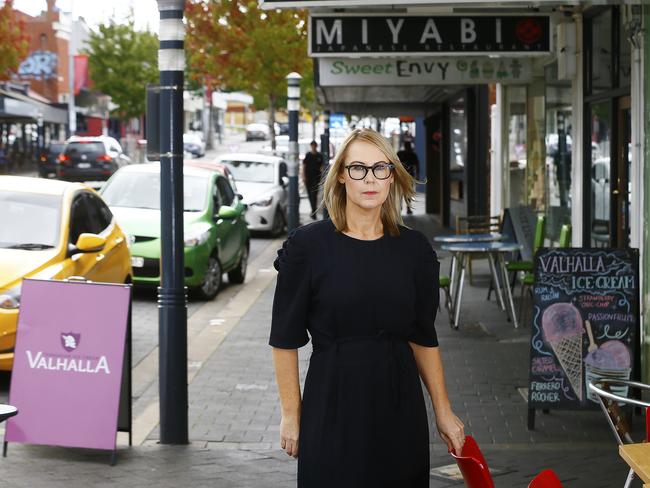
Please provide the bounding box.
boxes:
[501,206,536,261]
[527,248,639,419]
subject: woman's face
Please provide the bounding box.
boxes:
[338,140,393,212]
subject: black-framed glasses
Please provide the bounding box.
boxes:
[344,162,395,180]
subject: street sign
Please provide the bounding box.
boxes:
[318,57,533,86]
[5,280,131,458]
[526,248,640,428]
[309,14,552,57]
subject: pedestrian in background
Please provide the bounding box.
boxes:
[270,128,464,487]
[397,141,419,214]
[302,140,324,220]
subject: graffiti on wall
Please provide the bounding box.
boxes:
[19,51,58,80]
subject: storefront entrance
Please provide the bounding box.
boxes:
[584,6,632,249]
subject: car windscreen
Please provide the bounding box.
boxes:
[65,142,105,156]
[48,143,65,155]
[101,171,208,212]
[0,191,60,248]
[221,160,275,183]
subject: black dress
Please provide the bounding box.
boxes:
[270,219,440,488]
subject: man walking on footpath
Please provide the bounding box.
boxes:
[303,140,324,220]
[397,141,420,214]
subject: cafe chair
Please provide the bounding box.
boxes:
[439,274,452,317]
[528,469,563,488]
[488,214,545,303]
[588,379,650,488]
[450,436,565,488]
[517,223,570,326]
[449,435,495,488]
[456,215,501,285]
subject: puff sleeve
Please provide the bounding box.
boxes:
[410,233,440,347]
[269,229,311,349]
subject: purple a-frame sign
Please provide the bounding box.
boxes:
[5,279,131,459]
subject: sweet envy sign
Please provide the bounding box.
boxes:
[6,279,131,451]
[309,15,552,56]
[318,57,533,86]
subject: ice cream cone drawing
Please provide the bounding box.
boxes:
[542,302,584,401]
[585,339,632,402]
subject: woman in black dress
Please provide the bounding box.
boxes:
[270,128,464,487]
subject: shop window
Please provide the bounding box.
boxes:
[590,9,613,93]
[545,63,573,243]
[590,101,612,247]
[507,86,527,207]
[618,11,631,88]
[449,98,466,172]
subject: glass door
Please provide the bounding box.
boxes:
[613,96,631,247]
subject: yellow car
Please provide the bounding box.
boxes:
[0,176,132,370]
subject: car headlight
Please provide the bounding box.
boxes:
[184,229,211,248]
[251,196,273,207]
[0,284,21,310]
[126,234,136,248]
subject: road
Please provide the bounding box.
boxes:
[0,134,288,397]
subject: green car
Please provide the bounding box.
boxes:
[100,162,249,299]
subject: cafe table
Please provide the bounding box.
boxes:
[619,443,650,487]
[440,241,522,330]
[433,233,504,298]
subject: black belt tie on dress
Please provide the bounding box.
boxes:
[312,330,408,433]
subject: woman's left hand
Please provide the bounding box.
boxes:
[436,409,465,454]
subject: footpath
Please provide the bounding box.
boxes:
[0,195,641,488]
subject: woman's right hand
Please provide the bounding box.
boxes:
[280,413,300,458]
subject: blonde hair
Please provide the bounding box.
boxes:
[321,128,416,236]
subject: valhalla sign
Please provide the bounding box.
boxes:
[5,279,131,458]
[309,15,552,56]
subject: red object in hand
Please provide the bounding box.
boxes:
[449,435,495,488]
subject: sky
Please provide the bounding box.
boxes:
[13,0,160,32]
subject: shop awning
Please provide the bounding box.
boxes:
[0,89,68,124]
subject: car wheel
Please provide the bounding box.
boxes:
[227,244,248,284]
[196,255,222,300]
[271,208,286,237]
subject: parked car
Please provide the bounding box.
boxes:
[101,163,249,299]
[38,141,65,178]
[57,136,131,182]
[0,176,132,370]
[183,132,206,158]
[215,153,288,236]
[277,123,290,136]
[185,159,239,194]
[245,123,269,141]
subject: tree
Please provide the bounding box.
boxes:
[85,20,158,121]
[0,0,30,81]
[186,0,314,148]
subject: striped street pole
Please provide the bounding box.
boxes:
[321,110,330,220]
[157,0,188,445]
[286,72,302,231]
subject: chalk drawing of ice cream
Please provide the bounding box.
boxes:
[585,339,632,403]
[542,302,584,401]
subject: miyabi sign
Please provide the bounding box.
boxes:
[309,15,551,56]
[262,0,558,7]
[319,57,533,86]
[6,279,131,451]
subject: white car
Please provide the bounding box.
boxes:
[183,132,206,158]
[215,153,288,235]
[245,123,270,141]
